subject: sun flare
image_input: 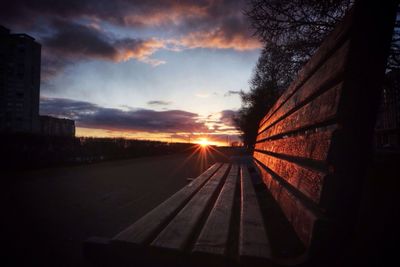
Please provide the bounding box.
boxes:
[197,138,211,147]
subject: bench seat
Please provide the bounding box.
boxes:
[84,163,305,266]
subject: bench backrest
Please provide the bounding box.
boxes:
[253,1,397,256]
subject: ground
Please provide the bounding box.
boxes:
[4,148,238,266]
[3,148,398,266]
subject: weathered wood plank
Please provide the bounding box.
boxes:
[239,165,272,262]
[254,161,318,246]
[151,164,230,251]
[253,151,327,204]
[112,163,221,245]
[258,41,349,134]
[192,165,239,257]
[255,126,336,162]
[258,82,342,141]
[278,183,318,247]
[258,10,352,129]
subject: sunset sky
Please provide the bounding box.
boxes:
[1,0,262,145]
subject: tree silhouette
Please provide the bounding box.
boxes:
[235,0,353,149]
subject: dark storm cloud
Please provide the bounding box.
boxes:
[44,19,117,60]
[40,97,208,133]
[40,20,166,80]
[43,20,165,61]
[40,20,116,80]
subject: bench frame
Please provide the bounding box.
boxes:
[253,0,397,263]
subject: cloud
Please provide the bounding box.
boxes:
[1,0,260,51]
[195,93,210,98]
[177,27,260,51]
[40,97,208,133]
[121,2,210,28]
[201,110,239,134]
[39,19,166,79]
[0,1,230,28]
[39,96,98,120]
[44,19,117,60]
[39,97,241,143]
[114,38,166,64]
[219,109,237,127]
[40,50,73,81]
[147,100,172,106]
[45,20,167,63]
[171,1,261,51]
[224,90,241,97]
[0,0,211,28]
[1,0,260,81]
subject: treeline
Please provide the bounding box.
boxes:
[0,133,194,170]
[235,0,399,150]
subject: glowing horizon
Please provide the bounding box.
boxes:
[3,1,260,143]
[76,127,238,147]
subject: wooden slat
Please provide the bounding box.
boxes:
[192,165,239,257]
[151,164,230,251]
[255,126,337,162]
[254,161,318,246]
[112,163,221,245]
[258,41,350,134]
[239,165,272,262]
[258,82,343,141]
[258,10,352,129]
[253,151,326,204]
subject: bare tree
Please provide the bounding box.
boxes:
[246,0,353,71]
[235,0,353,149]
[236,1,400,149]
[235,44,293,149]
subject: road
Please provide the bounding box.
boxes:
[4,149,233,266]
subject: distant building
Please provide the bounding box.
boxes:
[0,25,75,137]
[375,70,400,149]
[40,115,75,137]
[0,25,41,133]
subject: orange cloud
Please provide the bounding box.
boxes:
[178,29,261,51]
[115,38,166,66]
[122,4,209,27]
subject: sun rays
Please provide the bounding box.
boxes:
[168,138,230,178]
[197,138,211,148]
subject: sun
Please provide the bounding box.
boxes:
[197,138,211,147]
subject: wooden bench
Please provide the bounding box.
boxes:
[85,163,276,266]
[84,2,397,266]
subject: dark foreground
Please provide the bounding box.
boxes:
[3,148,399,267]
[4,147,240,266]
